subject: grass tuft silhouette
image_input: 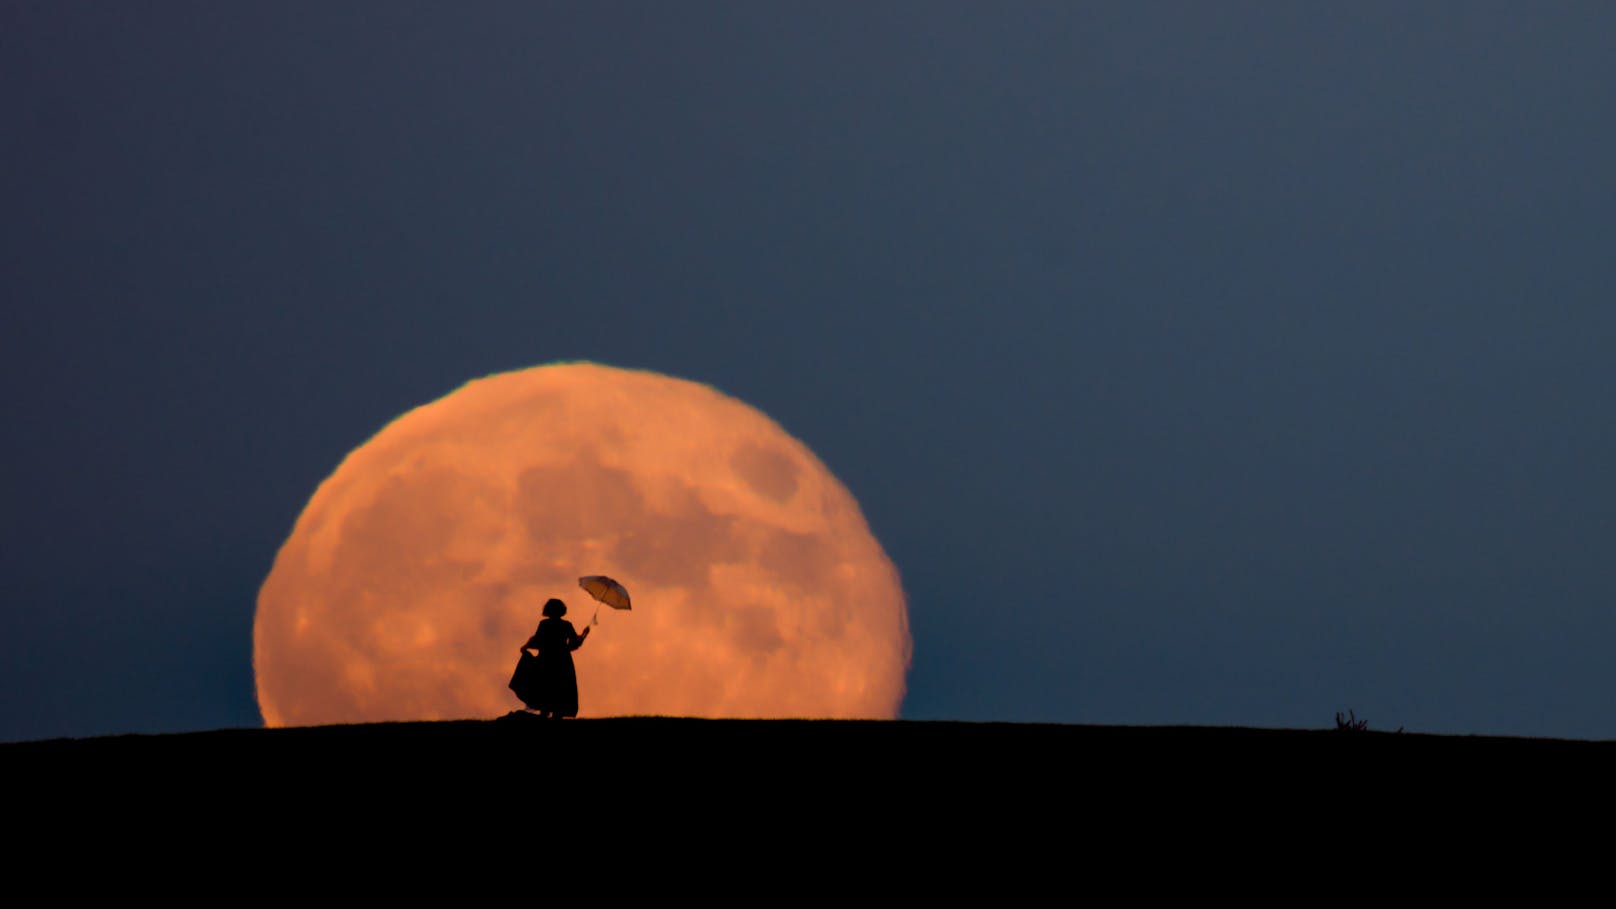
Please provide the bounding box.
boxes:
[1334,709,1370,732]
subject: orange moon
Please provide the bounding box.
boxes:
[254,363,911,725]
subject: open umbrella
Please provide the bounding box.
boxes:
[578,575,632,626]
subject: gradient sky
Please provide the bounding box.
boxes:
[5,3,1614,742]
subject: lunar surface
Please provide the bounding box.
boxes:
[254,363,911,725]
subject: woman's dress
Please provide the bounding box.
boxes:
[519,617,585,717]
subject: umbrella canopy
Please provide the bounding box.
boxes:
[578,575,632,611]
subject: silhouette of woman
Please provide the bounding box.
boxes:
[518,598,590,718]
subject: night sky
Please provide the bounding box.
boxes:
[5,4,1615,742]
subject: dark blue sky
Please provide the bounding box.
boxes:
[5,3,1614,741]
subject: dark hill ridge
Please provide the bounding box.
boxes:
[7,718,1606,850]
[10,714,1611,757]
[12,713,1611,745]
[9,716,1610,783]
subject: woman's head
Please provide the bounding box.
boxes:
[542,598,567,618]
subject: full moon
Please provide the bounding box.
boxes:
[254,363,911,725]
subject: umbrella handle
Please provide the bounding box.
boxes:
[591,605,599,626]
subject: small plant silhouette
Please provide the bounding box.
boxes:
[1334,709,1369,732]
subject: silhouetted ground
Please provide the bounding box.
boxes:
[9,717,1604,864]
[10,716,1607,787]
